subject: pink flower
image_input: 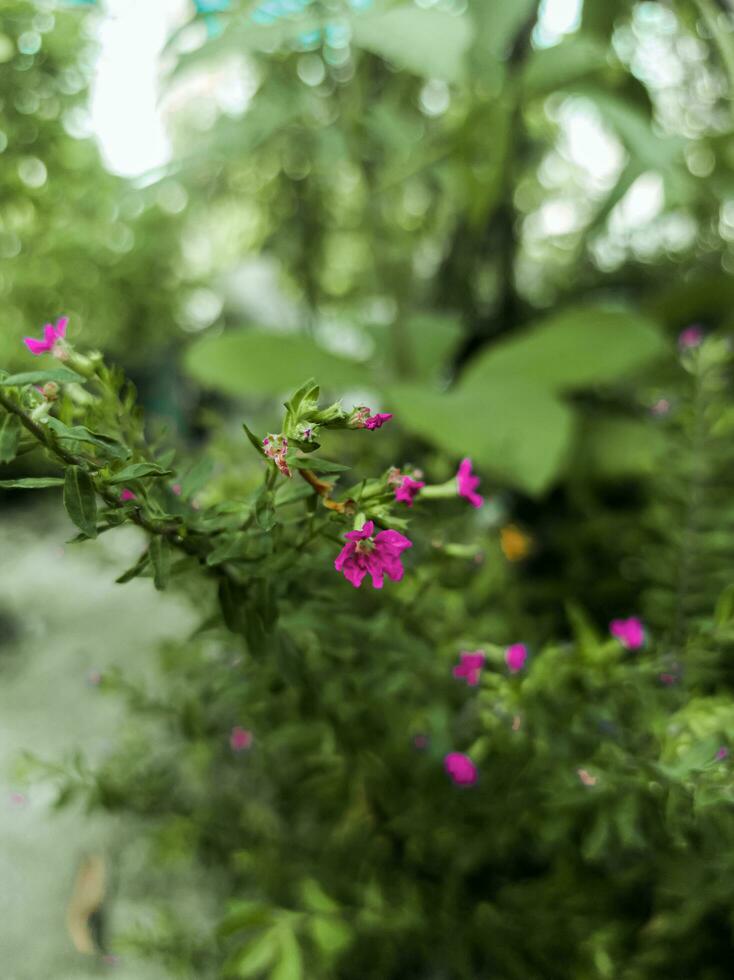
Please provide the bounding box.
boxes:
[263,433,291,478]
[23,316,68,356]
[230,726,253,752]
[350,407,393,430]
[413,734,429,750]
[444,752,477,786]
[609,617,645,650]
[505,643,528,673]
[456,458,483,508]
[453,650,485,686]
[365,412,393,430]
[120,489,137,502]
[334,520,412,589]
[577,768,597,786]
[716,746,729,761]
[394,475,425,507]
[679,325,703,349]
[172,483,182,496]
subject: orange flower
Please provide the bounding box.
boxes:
[500,524,532,562]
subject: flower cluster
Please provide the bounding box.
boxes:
[262,433,291,478]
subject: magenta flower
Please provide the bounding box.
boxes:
[716,746,729,761]
[456,458,483,508]
[230,726,253,752]
[394,475,425,507]
[172,483,182,496]
[263,433,291,478]
[350,407,393,430]
[23,316,68,356]
[334,520,412,589]
[120,489,137,503]
[365,412,393,430]
[679,325,703,349]
[453,650,485,686]
[444,752,477,786]
[609,617,645,650]
[505,643,528,673]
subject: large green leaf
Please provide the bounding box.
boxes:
[353,5,472,83]
[460,306,666,394]
[388,381,574,495]
[521,35,609,96]
[185,330,366,398]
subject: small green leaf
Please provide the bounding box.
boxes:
[0,413,22,463]
[271,927,303,980]
[0,477,64,489]
[309,917,353,957]
[243,423,267,458]
[300,879,338,914]
[106,462,174,484]
[287,457,349,475]
[116,551,151,584]
[150,536,172,590]
[0,367,86,387]
[63,466,98,538]
[234,929,279,978]
[46,418,130,461]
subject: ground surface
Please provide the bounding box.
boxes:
[0,504,198,979]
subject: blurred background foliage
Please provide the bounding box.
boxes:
[4,0,734,977]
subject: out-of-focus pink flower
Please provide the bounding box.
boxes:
[230,726,253,752]
[679,325,703,349]
[172,483,182,496]
[609,617,645,650]
[334,520,412,589]
[505,643,528,673]
[456,458,483,508]
[262,433,291,478]
[444,752,477,786]
[659,673,678,686]
[413,734,429,750]
[87,671,103,687]
[650,398,670,417]
[394,475,425,507]
[120,489,136,503]
[23,316,68,356]
[577,768,597,786]
[9,792,28,808]
[716,746,729,761]
[452,650,485,686]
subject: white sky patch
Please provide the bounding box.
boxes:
[90,0,188,177]
[534,0,583,48]
[610,172,665,232]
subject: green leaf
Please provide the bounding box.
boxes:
[401,314,463,383]
[0,412,22,463]
[233,929,279,978]
[116,551,151,585]
[388,381,574,496]
[219,901,273,938]
[46,418,130,461]
[185,330,366,398]
[0,477,64,489]
[287,457,349,475]
[352,5,472,83]
[0,367,86,387]
[63,466,98,538]
[521,35,609,96]
[270,927,303,980]
[106,462,174,484]
[300,879,338,915]
[181,457,214,499]
[243,423,267,459]
[150,536,172,591]
[460,306,667,394]
[309,917,353,957]
[577,416,670,479]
